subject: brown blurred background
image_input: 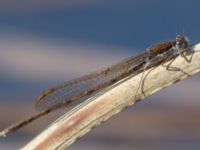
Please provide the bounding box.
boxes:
[0,1,200,150]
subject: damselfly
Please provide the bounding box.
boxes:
[0,35,189,137]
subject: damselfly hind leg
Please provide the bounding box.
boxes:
[134,61,149,99]
[134,52,170,99]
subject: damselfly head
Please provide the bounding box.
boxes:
[176,35,189,50]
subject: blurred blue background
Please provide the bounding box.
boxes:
[0,1,200,149]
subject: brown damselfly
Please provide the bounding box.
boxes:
[0,35,189,137]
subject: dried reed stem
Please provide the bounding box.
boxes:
[22,44,200,150]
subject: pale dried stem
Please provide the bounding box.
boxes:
[21,44,200,150]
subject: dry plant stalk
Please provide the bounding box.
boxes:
[22,44,200,150]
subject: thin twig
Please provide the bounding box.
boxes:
[20,43,200,150]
